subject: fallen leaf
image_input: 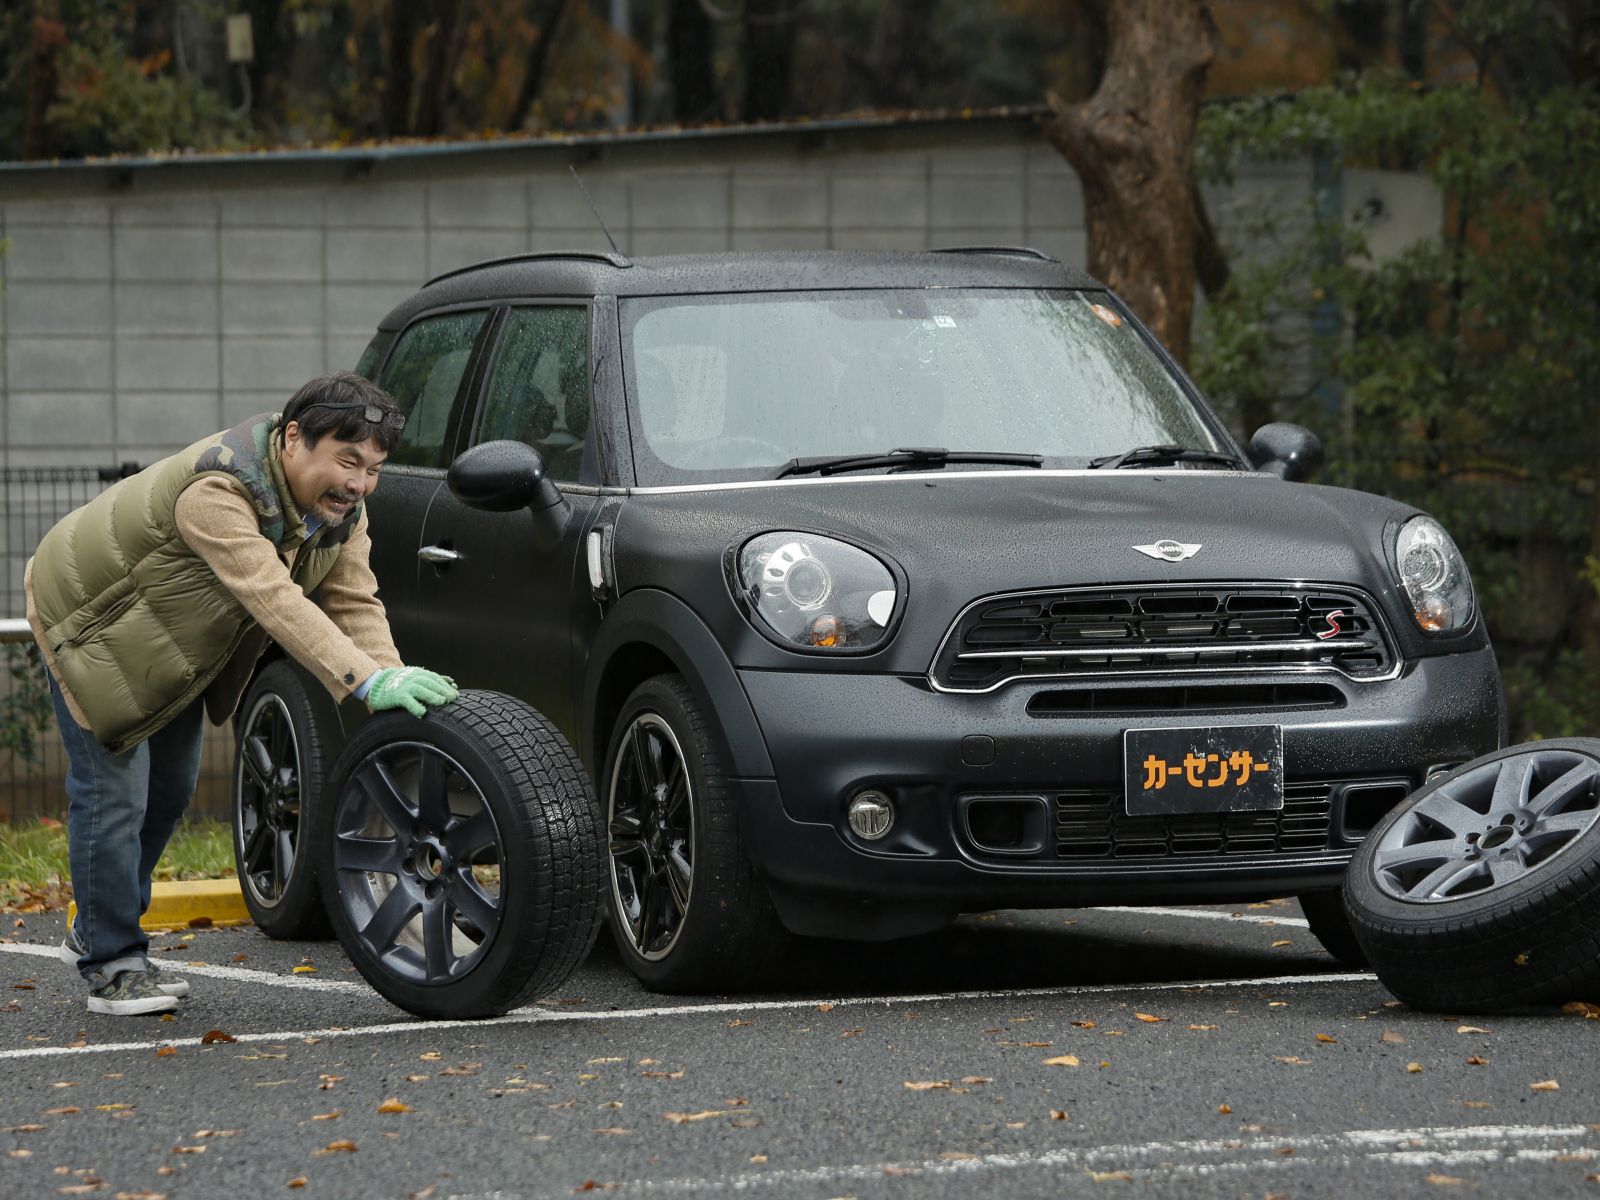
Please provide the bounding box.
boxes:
[938,1151,977,1161]
[172,1144,207,1154]
[729,1117,763,1129]
[1466,1056,1488,1066]
[56,1187,101,1196]
[1531,1079,1561,1092]
[1515,953,1531,965]
[1070,1020,1097,1029]
[903,1081,951,1091]
[44,1106,79,1115]
[1407,1062,1424,1073]
[1134,1013,1167,1024]
[439,1064,480,1076]
[7,1149,31,1158]
[749,1155,768,1164]
[291,965,317,974]
[1268,1001,1289,1007]
[1315,1034,1338,1044]
[50,1081,77,1088]
[1217,1104,1232,1114]
[816,1002,835,1012]
[1274,1056,1309,1065]
[232,954,249,963]
[155,1047,177,1059]
[1019,1041,1052,1048]
[586,1057,624,1065]
[1089,1170,1134,1182]
[377,1099,412,1114]
[591,1127,631,1136]
[959,1076,993,1085]
[7,1123,47,1132]
[1187,1024,1218,1031]
[641,1070,685,1080]
[1463,1101,1491,1108]
[1271,940,1293,948]
[1049,1110,1069,1121]
[1277,1146,1295,1157]
[726,1019,753,1028]
[1456,1025,1491,1034]
[419,1052,443,1061]
[318,1139,357,1153]
[406,1074,428,1082]
[95,1104,131,1112]
[1561,1001,1600,1020]
[1381,1030,1406,1044]
[663,1110,734,1123]
[1427,1173,1466,1185]
[200,1030,237,1045]
[1043,1055,1080,1067]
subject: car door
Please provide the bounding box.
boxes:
[361,306,496,665]
[411,301,601,742]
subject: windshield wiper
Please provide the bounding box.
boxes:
[776,447,1044,479]
[1087,444,1245,471]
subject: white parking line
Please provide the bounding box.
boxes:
[0,940,369,994]
[0,968,1372,1061]
[1091,905,1311,928]
[567,1125,1596,1195]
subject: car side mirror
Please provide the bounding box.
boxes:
[1248,423,1324,483]
[448,440,571,545]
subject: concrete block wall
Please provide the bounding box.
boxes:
[0,117,1096,470]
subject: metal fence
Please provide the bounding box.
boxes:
[0,466,235,823]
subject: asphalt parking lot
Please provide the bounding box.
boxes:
[3,901,1597,1199]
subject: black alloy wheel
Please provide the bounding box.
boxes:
[602,674,788,993]
[1344,739,1600,1012]
[232,661,333,939]
[608,713,694,962]
[318,690,601,1018]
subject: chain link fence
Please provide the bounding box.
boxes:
[0,466,235,823]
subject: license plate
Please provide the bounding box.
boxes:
[1123,725,1284,816]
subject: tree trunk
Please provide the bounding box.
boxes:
[382,0,424,137]
[868,0,915,107]
[665,0,717,122]
[740,0,798,121]
[510,0,569,131]
[413,0,467,136]
[22,0,63,161]
[1043,0,1217,368]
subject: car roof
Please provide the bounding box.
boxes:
[378,248,1105,331]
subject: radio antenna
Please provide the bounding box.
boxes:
[569,165,628,261]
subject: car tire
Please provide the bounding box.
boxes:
[603,674,788,993]
[1343,739,1600,1012]
[317,690,602,1019]
[233,660,335,940]
[1297,890,1367,969]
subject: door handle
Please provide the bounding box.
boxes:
[417,545,462,564]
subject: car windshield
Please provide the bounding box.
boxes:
[619,288,1223,485]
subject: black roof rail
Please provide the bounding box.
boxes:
[929,245,1058,262]
[424,249,633,288]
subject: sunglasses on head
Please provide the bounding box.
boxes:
[293,401,407,433]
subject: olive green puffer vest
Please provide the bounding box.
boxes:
[31,413,361,753]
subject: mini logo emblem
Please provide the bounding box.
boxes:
[1134,540,1202,562]
[1316,609,1346,640]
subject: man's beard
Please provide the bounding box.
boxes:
[316,490,359,521]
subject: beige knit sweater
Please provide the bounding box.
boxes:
[27,475,403,734]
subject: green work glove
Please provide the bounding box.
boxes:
[366,666,459,718]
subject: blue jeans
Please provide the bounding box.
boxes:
[49,672,205,989]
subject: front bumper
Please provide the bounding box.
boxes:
[734,649,1505,938]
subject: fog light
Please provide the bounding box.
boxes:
[847,790,894,840]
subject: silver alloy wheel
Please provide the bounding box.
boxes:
[606,713,695,962]
[235,691,303,910]
[331,742,504,985]
[1371,748,1600,903]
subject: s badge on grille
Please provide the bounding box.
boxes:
[1134,540,1202,562]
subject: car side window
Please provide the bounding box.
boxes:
[377,310,488,468]
[476,306,590,482]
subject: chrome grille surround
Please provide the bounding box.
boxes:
[929,581,1401,695]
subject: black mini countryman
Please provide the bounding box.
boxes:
[232,248,1507,994]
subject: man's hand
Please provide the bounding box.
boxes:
[366,666,458,718]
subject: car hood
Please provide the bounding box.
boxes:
[613,469,1479,672]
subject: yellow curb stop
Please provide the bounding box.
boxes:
[67,878,251,933]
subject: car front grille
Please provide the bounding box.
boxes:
[1054,780,1338,860]
[930,583,1396,694]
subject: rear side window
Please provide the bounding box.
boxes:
[476,306,590,481]
[378,311,488,467]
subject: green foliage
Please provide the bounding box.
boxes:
[1193,26,1600,741]
[0,818,235,909]
[0,645,54,768]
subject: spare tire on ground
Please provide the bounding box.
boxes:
[316,690,602,1019]
[1343,738,1600,1012]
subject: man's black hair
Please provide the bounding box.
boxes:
[279,372,404,454]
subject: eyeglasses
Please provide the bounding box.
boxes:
[294,401,407,433]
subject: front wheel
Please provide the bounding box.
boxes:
[317,690,602,1019]
[603,674,787,993]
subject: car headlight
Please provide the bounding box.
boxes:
[1395,515,1474,634]
[735,533,898,652]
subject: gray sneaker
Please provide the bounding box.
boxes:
[61,924,190,998]
[87,969,180,1016]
